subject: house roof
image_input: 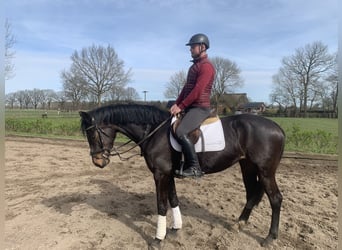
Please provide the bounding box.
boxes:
[220,93,249,107]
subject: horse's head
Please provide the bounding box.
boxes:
[80,111,117,168]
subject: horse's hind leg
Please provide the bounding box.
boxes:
[238,159,264,224]
[239,158,282,246]
[259,173,282,246]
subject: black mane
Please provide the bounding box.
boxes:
[84,104,170,128]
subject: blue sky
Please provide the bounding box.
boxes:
[5,0,338,103]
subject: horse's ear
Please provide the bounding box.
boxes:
[79,111,91,122]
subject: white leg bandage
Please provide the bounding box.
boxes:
[171,206,182,229]
[156,215,167,240]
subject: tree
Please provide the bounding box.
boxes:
[272,41,335,116]
[31,89,44,109]
[104,71,131,102]
[41,89,57,110]
[106,85,126,101]
[211,57,243,110]
[123,87,140,101]
[324,53,338,113]
[61,68,88,110]
[22,90,32,109]
[5,92,17,108]
[65,44,131,106]
[5,18,16,80]
[55,91,67,111]
[16,90,26,109]
[164,70,186,99]
[270,67,303,115]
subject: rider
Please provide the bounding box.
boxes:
[170,33,215,178]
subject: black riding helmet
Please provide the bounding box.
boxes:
[186,33,210,49]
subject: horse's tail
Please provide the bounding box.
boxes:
[274,121,286,160]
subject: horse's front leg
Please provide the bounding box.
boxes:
[168,176,182,231]
[153,171,171,241]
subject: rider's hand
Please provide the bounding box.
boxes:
[170,104,181,116]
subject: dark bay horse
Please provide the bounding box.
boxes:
[79,103,285,247]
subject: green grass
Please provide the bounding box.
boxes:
[5,109,338,154]
[270,117,338,135]
[5,109,129,143]
[5,109,80,119]
[269,117,338,154]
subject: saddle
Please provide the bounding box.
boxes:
[171,110,220,145]
[172,110,220,144]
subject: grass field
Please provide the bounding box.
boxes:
[5,109,81,138]
[5,109,338,154]
[270,117,338,135]
[5,109,129,142]
[270,117,338,154]
[5,109,80,119]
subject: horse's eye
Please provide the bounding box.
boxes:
[87,132,96,140]
[92,133,97,140]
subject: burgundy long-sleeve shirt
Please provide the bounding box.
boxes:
[176,55,215,110]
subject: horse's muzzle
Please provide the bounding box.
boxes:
[92,152,110,168]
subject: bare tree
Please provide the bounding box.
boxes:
[55,91,67,111]
[16,90,26,109]
[22,90,32,109]
[164,70,186,99]
[275,41,335,116]
[211,57,243,110]
[5,92,17,108]
[324,53,338,113]
[123,87,140,101]
[41,89,57,110]
[105,74,131,102]
[61,68,89,110]
[31,89,44,109]
[5,18,16,80]
[66,44,131,106]
[106,85,125,101]
[271,67,303,115]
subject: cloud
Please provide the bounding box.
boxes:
[5,0,338,103]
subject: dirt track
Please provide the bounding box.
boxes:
[5,136,338,249]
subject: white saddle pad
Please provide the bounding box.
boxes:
[170,117,225,152]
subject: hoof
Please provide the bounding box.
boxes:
[174,170,186,179]
[231,222,240,232]
[232,220,246,232]
[148,238,162,250]
[261,234,277,247]
[166,228,179,239]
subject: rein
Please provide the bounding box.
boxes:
[89,115,172,161]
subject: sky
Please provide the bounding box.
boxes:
[4,0,338,103]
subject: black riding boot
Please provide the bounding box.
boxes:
[178,135,204,178]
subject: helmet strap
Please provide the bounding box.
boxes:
[192,43,206,60]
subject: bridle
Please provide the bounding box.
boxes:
[85,115,172,161]
[85,123,113,160]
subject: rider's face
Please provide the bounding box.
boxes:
[190,44,203,58]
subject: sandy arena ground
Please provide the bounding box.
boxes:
[5,136,338,249]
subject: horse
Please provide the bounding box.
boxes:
[79,103,285,247]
